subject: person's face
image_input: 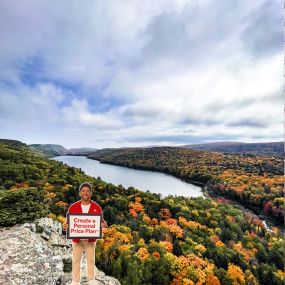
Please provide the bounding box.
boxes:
[80,186,92,201]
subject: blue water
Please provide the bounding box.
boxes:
[52,155,203,198]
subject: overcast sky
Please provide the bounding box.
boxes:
[0,0,282,148]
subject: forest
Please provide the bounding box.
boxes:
[184,142,283,157]
[88,147,284,225]
[0,139,284,285]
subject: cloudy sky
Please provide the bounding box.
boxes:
[0,0,282,148]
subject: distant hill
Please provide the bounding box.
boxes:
[0,138,28,149]
[29,144,67,158]
[182,141,284,157]
[29,144,97,158]
[64,147,98,155]
[91,147,134,157]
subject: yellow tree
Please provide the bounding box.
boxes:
[227,263,246,285]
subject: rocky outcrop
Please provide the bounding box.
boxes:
[0,218,120,285]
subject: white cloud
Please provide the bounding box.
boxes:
[0,0,282,148]
[62,99,124,129]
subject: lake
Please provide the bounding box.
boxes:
[52,155,203,198]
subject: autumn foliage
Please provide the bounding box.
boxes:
[1,140,284,285]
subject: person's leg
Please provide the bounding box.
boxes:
[72,241,84,283]
[83,241,96,281]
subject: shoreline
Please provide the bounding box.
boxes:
[53,154,284,233]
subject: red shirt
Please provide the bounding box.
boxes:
[67,199,106,243]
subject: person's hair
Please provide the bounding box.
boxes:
[79,182,92,193]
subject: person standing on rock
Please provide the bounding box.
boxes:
[63,182,108,285]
